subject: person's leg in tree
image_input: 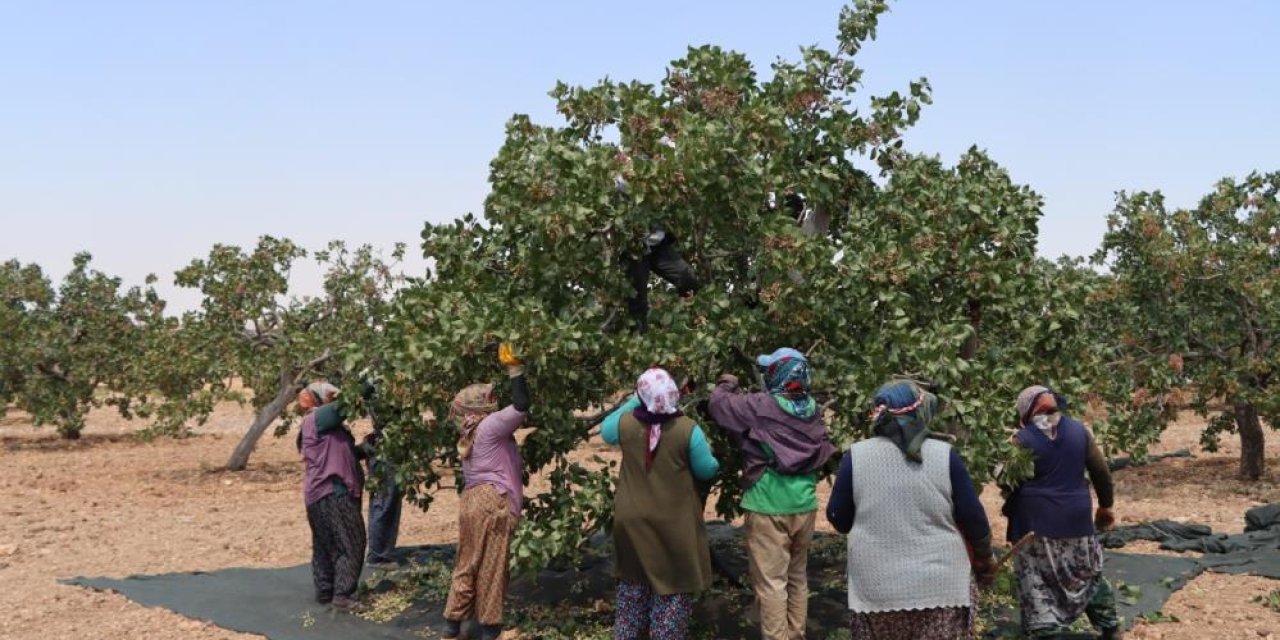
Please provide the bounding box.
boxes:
[1086,576,1122,638]
[649,237,698,297]
[622,254,652,334]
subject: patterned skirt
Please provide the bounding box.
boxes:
[849,605,974,640]
[1013,535,1104,632]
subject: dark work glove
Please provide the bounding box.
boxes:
[1095,507,1115,532]
[969,535,997,590]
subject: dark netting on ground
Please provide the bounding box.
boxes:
[66,508,1280,639]
[1105,448,1192,472]
[1098,503,1280,579]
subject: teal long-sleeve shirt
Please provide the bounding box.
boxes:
[601,396,720,481]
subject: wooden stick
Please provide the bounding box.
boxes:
[993,532,1038,574]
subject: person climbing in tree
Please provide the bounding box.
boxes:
[1003,385,1121,639]
[599,367,720,640]
[441,344,531,640]
[297,381,371,613]
[706,347,835,640]
[612,145,699,334]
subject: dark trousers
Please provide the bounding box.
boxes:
[306,492,366,601]
[365,457,404,564]
[623,238,698,332]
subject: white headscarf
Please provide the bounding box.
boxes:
[635,368,681,468]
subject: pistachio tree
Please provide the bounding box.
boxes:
[1096,172,1279,479]
[0,254,164,439]
[343,1,1161,573]
[148,236,404,470]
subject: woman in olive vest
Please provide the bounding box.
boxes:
[600,368,720,639]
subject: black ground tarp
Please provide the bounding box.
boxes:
[68,564,425,640]
[70,512,1279,640]
[1100,504,1280,577]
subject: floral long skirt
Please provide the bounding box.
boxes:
[1014,535,1118,634]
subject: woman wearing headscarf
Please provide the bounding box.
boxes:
[442,345,531,640]
[707,347,835,640]
[1003,386,1120,639]
[825,379,995,639]
[600,367,720,640]
[297,381,369,612]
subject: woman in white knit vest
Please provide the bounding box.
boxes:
[825,379,995,639]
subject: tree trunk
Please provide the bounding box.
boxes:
[1236,402,1266,481]
[226,350,332,472]
[225,373,298,471]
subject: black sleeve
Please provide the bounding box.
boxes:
[949,449,993,544]
[510,374,531,413]
[1085,431,1115,508]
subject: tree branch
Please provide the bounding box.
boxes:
[291,349,334,387]
[806,339,825,358]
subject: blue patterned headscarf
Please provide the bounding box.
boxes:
[869,379,939,463]
[763,355,815,419]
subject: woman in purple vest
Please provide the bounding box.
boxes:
[297,381,369,612]
[1003,385,1121,639]
[442,345,531,640]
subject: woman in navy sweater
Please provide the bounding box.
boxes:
[1002,385,1119,639]
[825,380,994,639]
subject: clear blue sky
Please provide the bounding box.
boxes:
[2,1,1276,311]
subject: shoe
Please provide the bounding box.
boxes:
[479,624,506,640]
[367,560,399,571]
[330,595,365,613]
[1099,627,1123,640]
[441,618,462,640]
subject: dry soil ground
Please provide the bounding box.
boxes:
[2,406,1279,639]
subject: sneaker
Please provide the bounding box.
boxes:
[330,595,365,613]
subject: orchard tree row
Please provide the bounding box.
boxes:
[0,239,404,472]
[0,0,1273,574]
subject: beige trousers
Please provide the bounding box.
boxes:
[745,510,816,640]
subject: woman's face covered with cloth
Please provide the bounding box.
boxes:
[1015,385,1062,436]
[756,347,816,419]
[451,383,499,459]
